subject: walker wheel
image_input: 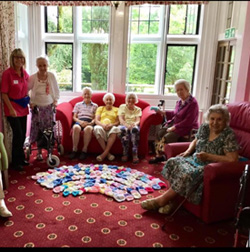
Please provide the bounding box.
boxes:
[58,144,64,156]
[47,155,60,168]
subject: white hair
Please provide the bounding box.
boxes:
[125,92,139,104]
[174,79,190,92]
[36,55,49,66]
[103,92,115,104]
[204,104,231,126]
[82,87,93,96]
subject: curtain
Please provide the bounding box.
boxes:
[124,1,208,6]
[17,1,112,6]
[0,1,16,163]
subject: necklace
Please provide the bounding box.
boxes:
[37,72,50,95]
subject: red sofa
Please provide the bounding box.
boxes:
[164,101,250,224]
[56,93,162,157]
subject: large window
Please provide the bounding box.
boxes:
[44,5,110,92]
[126,4,201,95]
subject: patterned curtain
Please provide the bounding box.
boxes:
[0,1,16,163]
[124,1,208,6]
[17,1,112,6]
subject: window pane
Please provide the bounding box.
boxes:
[130,5,160,35]
[168,5,199,35]
[82,6,110,34]
[165,45,196,94]
[46,6,73,33]
[126,44,157,93]
[46,43,73,91]
[81,43,109,91]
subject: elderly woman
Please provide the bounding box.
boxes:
[69,87,98,160]
[93,93,120,162]
[28,55,60,161]
[141,104,239,214]
[149,79,199,164]
[118,92,142,164]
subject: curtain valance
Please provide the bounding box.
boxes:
[17,1,112,6]
[125,1,208,6]
[17,1,208,6]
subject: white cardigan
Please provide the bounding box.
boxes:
[28,72,60,106]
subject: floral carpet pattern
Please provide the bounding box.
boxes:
[0,150,247,248]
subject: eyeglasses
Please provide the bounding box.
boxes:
[14,56,24,60]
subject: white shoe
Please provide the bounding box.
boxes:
[107,154,115,161]
[0,206,13,217]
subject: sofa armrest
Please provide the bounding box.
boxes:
[56,102,73,150]
[138,106,163,156]
[204,161,250,182]
[164,142,190,159]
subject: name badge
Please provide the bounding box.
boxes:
[13,80,19,84]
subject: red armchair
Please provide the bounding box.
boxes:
[56,93,162,157]
[164,101,250,224]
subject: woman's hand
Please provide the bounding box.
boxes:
[9,108,17,117]
[80,121,88,128]
[178,150,191,157]
[196,151,209,162]
[167,126,176,132]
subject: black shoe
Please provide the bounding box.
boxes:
[79,152,87,160]
[69,151,77,160]
[149,155,166,164]
[22,160,30,166]
[12,164,24,171]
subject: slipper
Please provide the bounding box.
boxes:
[113,192,126,202]
[124,193,134,201]
[141,198,160,211]
[145,187,154,193]
[96,155,103,162]
[158,201,175,214]
[107,154,115,161]
[136,186,148,195]
[132,155,139,164]
[158,182,167,188]
[127,188,141,199]
[121,155,128,162]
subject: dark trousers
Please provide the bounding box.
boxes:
[7,116,27,166]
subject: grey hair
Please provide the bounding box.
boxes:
[82,87,93,96]
[204,104,231,126]
[36,55,49,66]
[125,92,139,104]
[103,92,115,104]
[174,79,190,92]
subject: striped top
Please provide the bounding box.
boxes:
[73,101,98,121]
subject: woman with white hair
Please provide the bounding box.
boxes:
[28,55,60,161]
[94,93,120,162]
[149,79,199,164]
[118,92,142,164]
[141,104,239,214]
[69,87,98,160]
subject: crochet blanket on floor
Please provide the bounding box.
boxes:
[31,163,167,202]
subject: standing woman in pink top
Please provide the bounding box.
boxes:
[1,48,30,171]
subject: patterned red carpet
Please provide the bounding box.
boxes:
[0,149,246,248]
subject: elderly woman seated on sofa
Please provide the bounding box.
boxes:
[93,92,120,162]
[141,104,239,214]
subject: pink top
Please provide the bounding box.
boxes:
[1,67,29,117]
